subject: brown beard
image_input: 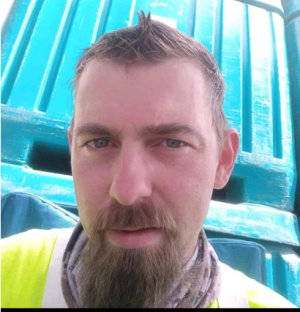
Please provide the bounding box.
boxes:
[77,200,184,308]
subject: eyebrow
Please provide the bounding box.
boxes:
[140,123,206,147]
[74,124,120,138]
[74,122,206,147]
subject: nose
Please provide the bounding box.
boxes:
[109,146,152,206]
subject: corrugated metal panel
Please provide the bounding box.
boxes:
[282,0,300,212]
[205,200,300,246]
[267,248,300,307]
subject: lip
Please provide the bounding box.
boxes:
[107,228,163,249]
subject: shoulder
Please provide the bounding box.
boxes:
[2,228,62,251]
[1,228,64,267]
[1,228,71,308]
[219,262,296,308]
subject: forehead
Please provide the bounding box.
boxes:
[74,59,212,132]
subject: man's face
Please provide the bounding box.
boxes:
[69,59,239,307]
[70,59,223,262]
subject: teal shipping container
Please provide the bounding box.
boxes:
[1,0,300,307]
[282,0,300,213]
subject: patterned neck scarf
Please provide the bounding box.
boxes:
[61,222,221,308]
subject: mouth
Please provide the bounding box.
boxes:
[107,227,163,249]
[114,227,159,232]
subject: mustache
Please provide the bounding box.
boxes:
[89,200,177,234]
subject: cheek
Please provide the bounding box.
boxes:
[71,155,111,226]
[154,157,217,230]
[72,151,111,190]
[157,155,217,199]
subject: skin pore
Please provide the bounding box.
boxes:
[68,59,239,307]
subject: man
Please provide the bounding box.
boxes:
[1,12,296,308]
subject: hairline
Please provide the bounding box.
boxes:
[74,57,214,96]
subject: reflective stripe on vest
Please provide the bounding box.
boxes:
[42,228,73,308]
[218,262,249,308]
[42,229,249,308]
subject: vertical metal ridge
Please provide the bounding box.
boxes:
[190,0,197,38]
[241,4,252,153]
[1,0,44,104]
[91,0,112,44]
[212,0,223,69]
[269,13,282,159]
[129,0,137,26]
[35,0,79,112]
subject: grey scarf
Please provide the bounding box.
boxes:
[61,222,221,308]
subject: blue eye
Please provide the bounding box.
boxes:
[88,139,110,148]
[165,139,184,148]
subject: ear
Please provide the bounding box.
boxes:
[67,127,73,156]
[214,128,239,189]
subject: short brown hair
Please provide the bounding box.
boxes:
[74,11,228,148]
